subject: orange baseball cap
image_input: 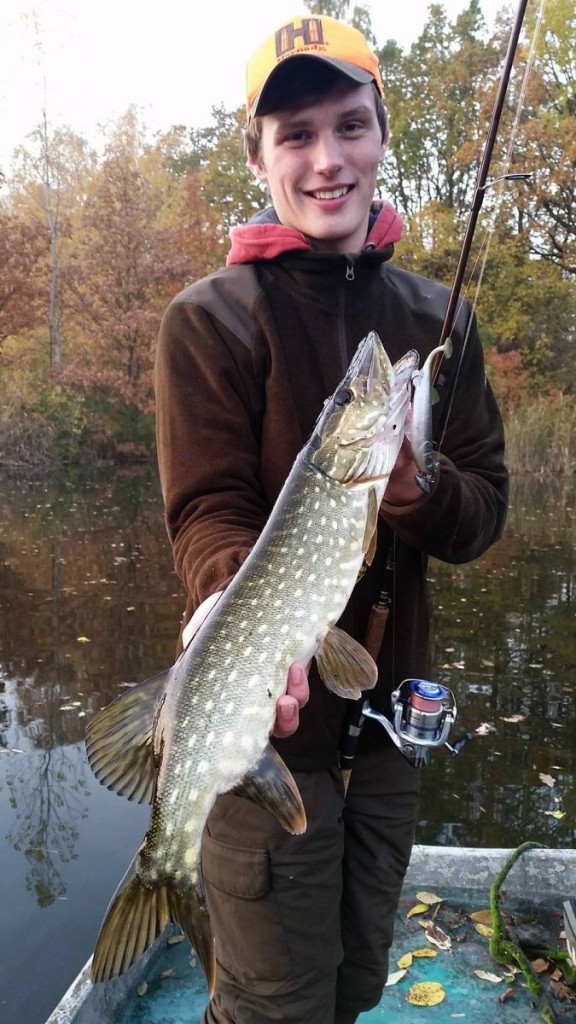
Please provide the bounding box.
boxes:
[246,14,384,119]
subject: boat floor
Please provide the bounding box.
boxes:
[111,884,572,1024]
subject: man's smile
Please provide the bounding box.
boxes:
[307,186,353,201]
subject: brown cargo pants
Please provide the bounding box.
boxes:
[200,745,420,1024]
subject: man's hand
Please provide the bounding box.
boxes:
[271,663,310,739]
[383,435,424,506]
[182,592,309,739]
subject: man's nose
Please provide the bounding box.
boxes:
[312,133,344,174]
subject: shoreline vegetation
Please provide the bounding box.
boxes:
[0,395,574,477]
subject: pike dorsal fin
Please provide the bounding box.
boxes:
[233,742,307,835]
[86,669,169,804]
[315,627,378,699]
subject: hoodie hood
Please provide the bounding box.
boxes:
[227,200,403,266]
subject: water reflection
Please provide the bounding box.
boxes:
[421,477,576,848]
[0,470,575,1022]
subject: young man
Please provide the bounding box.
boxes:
[155,14,508,1024]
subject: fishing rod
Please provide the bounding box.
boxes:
[433,0,532,375]
[339,0,533,779]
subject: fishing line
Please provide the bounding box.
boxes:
[437,0,549,453]
[462,0,549,320]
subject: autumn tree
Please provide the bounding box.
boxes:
[0,208,47,342]
[514,0,576,275]
[60,111,194,447]
[161,106,265,237]
[10,124,96,370]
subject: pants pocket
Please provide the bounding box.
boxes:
[202,829,292,984]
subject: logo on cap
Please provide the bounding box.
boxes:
[275,19,325,58]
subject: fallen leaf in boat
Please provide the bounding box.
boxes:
[474,969,503,983]
[416,891,443,906]
[530,958,549,974]
[385,969,407,986]
[538,773,555,788]
[137,982,148,996]
[167,933,185,945]
[475,923,494,937]
[397,953,413,969]
[500,714,527,723]
[497,986,516,1004]
[419,920,452,950]
[470,909,493,926]
[412,948,438,959]
[550,980,576,1002]
[407,903,429,918]
[161,969,175,979]
[544,810,566,820]
[406,981,446,1006]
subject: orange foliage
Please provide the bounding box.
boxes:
[484,348,531,413]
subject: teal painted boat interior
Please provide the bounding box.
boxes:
[110,883,568,1024]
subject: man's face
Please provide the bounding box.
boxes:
[249,81,386,254]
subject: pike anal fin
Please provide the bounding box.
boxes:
[316,627,378,699]
[232,742,307,835]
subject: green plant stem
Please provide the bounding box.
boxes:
[488,842,560,1024]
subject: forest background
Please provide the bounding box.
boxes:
[1,0,574,474]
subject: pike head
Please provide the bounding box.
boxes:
[309,331,418,487]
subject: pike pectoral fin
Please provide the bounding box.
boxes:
[233,742,307,835]
[86,669,169,804]
[363,487,379,566]
[316,628,378,699]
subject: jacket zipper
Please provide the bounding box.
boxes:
[337,259,355,366]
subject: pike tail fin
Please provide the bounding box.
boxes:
[91,858,215,995]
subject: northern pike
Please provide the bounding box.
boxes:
[86,331,421,991]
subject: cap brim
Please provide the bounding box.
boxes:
[250,55,375,119]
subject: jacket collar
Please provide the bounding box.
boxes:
[226,200,403,266]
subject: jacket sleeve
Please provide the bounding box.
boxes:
[155,296,269,611]
[380,314,509,564]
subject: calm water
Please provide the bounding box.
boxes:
[0,470,574,1024]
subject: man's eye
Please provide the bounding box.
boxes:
[284,131,309,144]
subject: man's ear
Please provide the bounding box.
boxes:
[247,155,266,182]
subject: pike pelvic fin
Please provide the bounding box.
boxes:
[233,742,307,835]
[86,669,169,804]
[315,627,378,698]
[91,856,216,996]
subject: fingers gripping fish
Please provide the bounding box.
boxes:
[410,338,453,492]
[85,331,418,993]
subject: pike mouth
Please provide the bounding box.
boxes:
[307,185,353,201]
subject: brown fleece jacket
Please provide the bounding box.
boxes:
[155,203,508,771]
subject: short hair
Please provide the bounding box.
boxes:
[244,62,387,163]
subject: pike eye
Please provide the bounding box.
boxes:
[335,388,353,407]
